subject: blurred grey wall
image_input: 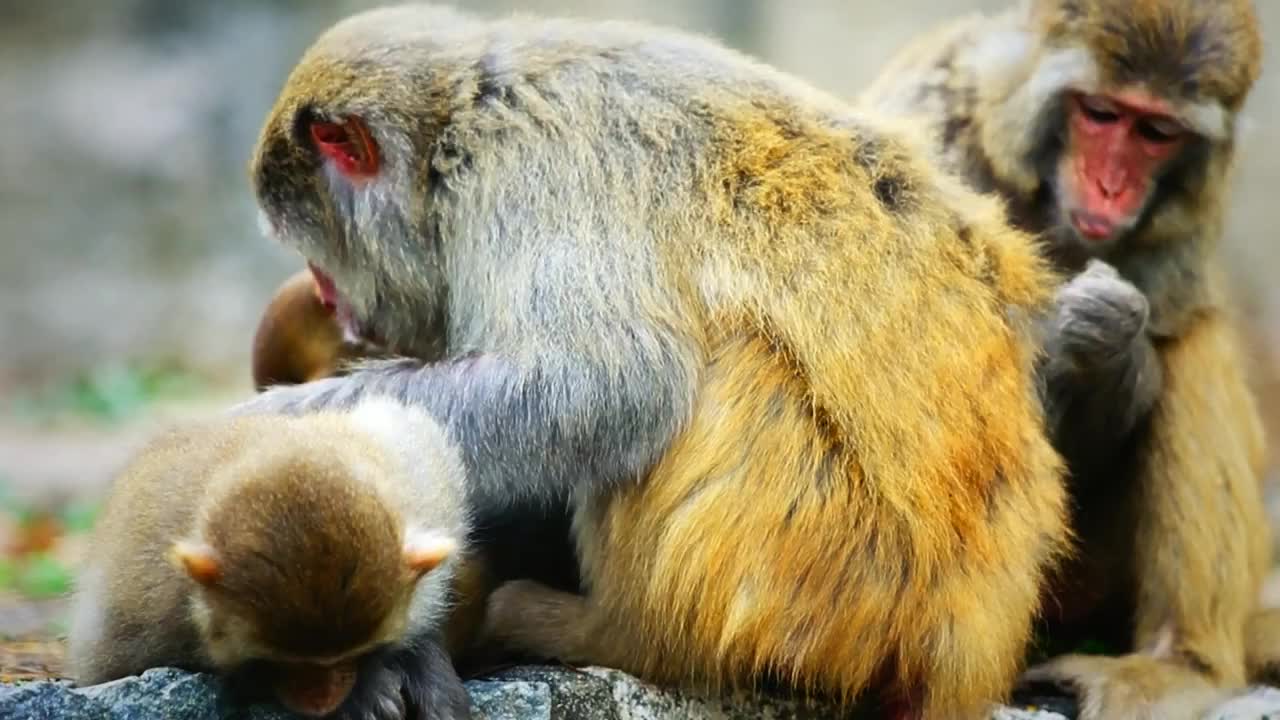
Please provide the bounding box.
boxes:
[0,0,1275,392]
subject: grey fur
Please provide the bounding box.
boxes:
[1037,260,1164,480]
[235,6,868,511]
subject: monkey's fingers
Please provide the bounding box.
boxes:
[1052,261,1150,371]
[332,636,470,720]
[1014,653,1226,720]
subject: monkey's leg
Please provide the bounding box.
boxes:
[333,633,472,720]
[1245,607,1280,686]
[1019,314,1270,720]
[478,579,626,670]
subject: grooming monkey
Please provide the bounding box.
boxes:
[223,5,1166,717]
[247,264,585,658]
[251,267,389,392]
[66,396,475,720]
[860,0,1270,716]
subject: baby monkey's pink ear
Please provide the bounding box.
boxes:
[170,540,222,587]
[403,529,458,577]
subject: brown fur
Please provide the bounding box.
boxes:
[493,326,1066,713]
[860,1,1270,717]
[251,268,382,391]
[474,93,1073,720]
[1030,0,1262,111]
[66,399,474,719]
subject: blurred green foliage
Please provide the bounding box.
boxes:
[13,555,73,600]
[8,361,207,426]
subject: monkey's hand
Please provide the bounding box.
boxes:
[1046,259,1150,374]
[335,635,471,720]
[1014,654,1230,720]
[1039,260,1164,442]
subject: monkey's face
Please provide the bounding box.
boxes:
[251,93,449,362]
[1029,0,1260,260]
[1048,90,1189,255]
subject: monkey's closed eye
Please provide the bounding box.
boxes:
[309,118,380,179]
[1135,117,1184,144]
[1077,95,1120,125]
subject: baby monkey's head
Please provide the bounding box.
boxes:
[169,432,457,717]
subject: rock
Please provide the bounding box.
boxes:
[8,664,1280,719]
[0,665,1076,720]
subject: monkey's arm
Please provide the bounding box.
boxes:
[235,348,693,511]
[1131,312,1268,673]
[1023,311,1269,719]
[335,633,470,720]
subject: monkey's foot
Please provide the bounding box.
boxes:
[1014,653,1230,720]
[334,636,471,720]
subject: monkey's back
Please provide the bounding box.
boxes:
[479,21,1072,713]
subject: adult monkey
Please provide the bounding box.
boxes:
[232,4,1159,718]
[860,1,1271,717]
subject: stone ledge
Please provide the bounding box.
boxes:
[7,664,1280,719]
[0,665,1074,720]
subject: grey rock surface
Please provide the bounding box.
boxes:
[9,664,1280,720]
[0,665,1074,720]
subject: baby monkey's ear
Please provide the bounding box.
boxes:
[169,540,222,587]
[403,529,459,578]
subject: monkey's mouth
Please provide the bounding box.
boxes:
[1069,210,1115,241]
[273,660,359,718]
[307,262,382,347]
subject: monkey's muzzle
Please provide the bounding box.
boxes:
[274,660,359,718]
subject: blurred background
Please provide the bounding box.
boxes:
[0,0,1276,678]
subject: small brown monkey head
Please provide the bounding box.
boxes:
[1009,0,1261,255]
[250,269,345,391]
[170,443,457,717]
[248,6,475,362]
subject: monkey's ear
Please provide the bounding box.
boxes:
[308,116,380,179]
[402,530,458,577]
[170,541,222,587]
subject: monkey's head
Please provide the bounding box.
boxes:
[169,442,457,717]
[1010,0,1262,257]
[248,6,477,361]
[250,269,386,392]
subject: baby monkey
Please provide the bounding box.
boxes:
[251,267,388,392]
[66,396,473,720]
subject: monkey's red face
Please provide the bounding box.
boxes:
[1057,91,1188,247]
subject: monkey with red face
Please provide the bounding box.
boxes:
[861,1,1270,718]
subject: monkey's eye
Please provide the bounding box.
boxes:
[1077,94,1120,124]
[1135,116,1185,144]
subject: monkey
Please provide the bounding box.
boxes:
[65,395,475,720]
[221,6,1111,718]
[251,267,390,392]
[248,265,586,676]
[858,1,1270,717]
